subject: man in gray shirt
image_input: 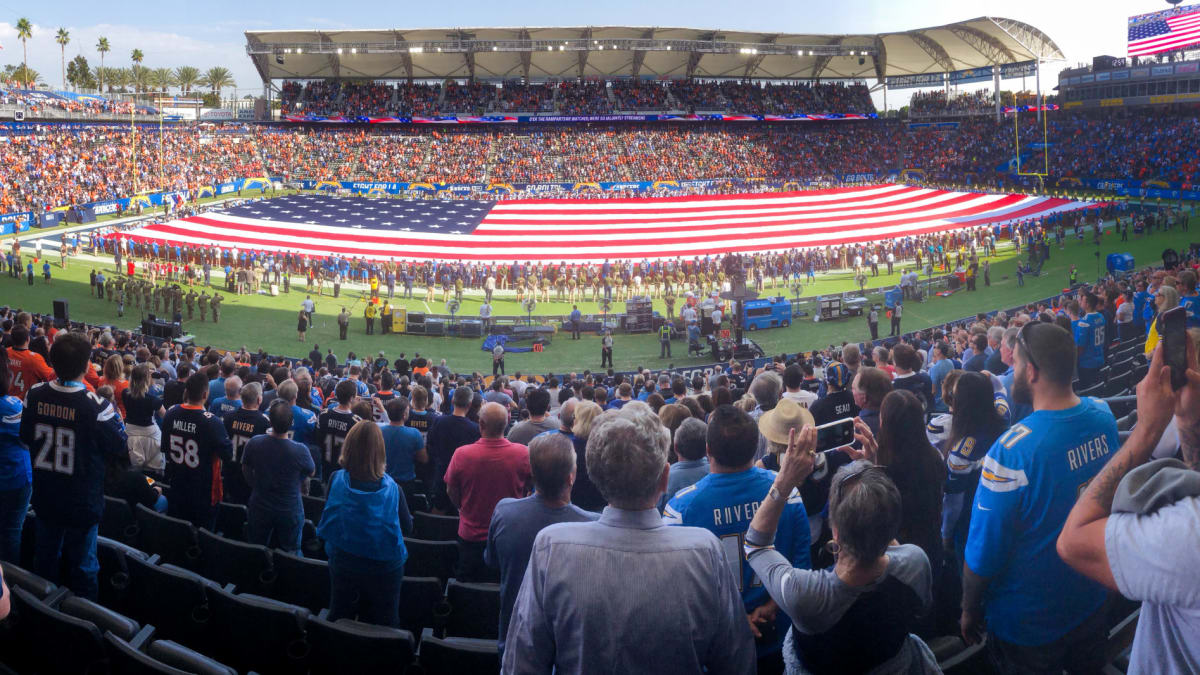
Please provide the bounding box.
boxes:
[507,389,559,446]
[1058,346,1200,674]
[657,417,709,511]
[502,402,754,674]
[486,433,597,657]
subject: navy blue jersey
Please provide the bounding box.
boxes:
[224,407,272,465]
[317,408,360,470]
[161,404,233,520]
[21,382,127,528]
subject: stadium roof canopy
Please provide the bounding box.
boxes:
[245,18,1064,84]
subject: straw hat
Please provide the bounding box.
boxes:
[757,398,815,446]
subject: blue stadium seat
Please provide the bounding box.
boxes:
[0,562,55,600]
[101,494,139,544]
[214,502,248,541]
[9,586,109,674]
[124,554,216,650]
[96,536,146,610]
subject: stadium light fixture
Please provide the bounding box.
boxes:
[409,46,423,53]
[666,45,671,50]
[350,48,357,54]
[337,48,343,54]
[296,48,302,54]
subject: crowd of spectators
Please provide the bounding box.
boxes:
[610,79,672,110]
[5,109,1200,214]
[495,81,555,113]
[1,246,1197,672]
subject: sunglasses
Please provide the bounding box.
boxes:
[1017,323,1041,373]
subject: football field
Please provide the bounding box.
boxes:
[3,218,1190,374]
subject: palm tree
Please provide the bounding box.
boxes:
[130,49,144,92]
[96,36,110,92]
[55,28,70,90]
[130,65,151,93]
[15,18,33,88]
[174,66,199,95]
[151,67,176,93]
[201,66,235,102]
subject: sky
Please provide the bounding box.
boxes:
[0,0,1183,106]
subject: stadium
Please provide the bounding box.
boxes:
[0,2,1198,673]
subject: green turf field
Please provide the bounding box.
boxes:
[4,221,1192,374]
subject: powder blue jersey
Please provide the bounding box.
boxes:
[1180,294,1200,328]
[664,467,811,656]
[964,397,1116,646]
[1073,312,1107,369]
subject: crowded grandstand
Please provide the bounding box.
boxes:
[0,8,1199,675]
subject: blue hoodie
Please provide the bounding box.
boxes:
[317,470,408,566]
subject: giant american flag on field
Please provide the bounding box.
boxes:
[1128,3,1200,56]
[121,185,1090,263]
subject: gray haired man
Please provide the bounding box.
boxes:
[502,402,754,674]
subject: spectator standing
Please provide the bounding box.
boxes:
[507,388,559,446]
[445,402,531,581]
[1058,344,1200,674]
[242,400,315,552]
[21,333,127,599]
[889,344,933,411]
[161,372,234,529]
[780,364,818,409]
[809,362,858,426]
[657,417,710,510]
[746,444,939,674]
[960,323,1117,672]
[122,363,166,473]
[502,402,755,674]
[223,383,271,506]
[426,386,480,512]
[0,350,30,564]
[318,421,411,627]
[851,367,892,437]
[380,397,427,496]
[664,405,811,673]
[486,433,598,657]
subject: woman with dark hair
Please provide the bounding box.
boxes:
[645,392,666,413]
[875,390,945,569]
[747,444,939,674]
[941,371,1009,557]
[0,347,30,564]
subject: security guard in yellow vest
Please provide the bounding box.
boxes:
[365,302,378,335]
[659,321,672,358]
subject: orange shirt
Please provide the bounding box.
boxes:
[8,348,56,400]
[98,378,130,418]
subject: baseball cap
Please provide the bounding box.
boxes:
[825,362,851,388]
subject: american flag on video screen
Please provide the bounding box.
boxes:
[122,185,1087,263]
[1129,6,1200,56]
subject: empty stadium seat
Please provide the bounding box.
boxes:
[105,632,200,675]
[101,495,139,544]
[1103,371,1133,398]
[269,550,331,614]
[214,502,248,542]
[1103,396,1137,421]
[1,562,55,600]
[205,586,311,674]
[147,639,241,675]
[59,593,142,641]
[302,495,326,523]
[416,627,500,675]
[1077,382,1106,398]
[301,518,327,560]
[441,579,501,640]
[124,554,215,650]
[134,503,201,570]
[10,586,109,674]
[413,511,460,541]
[197,528,275,594]
[398,576,445,636]
[407,492,430,514]
[403,538,459,582]
[306,615,417,674]
[96,536,146,609]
